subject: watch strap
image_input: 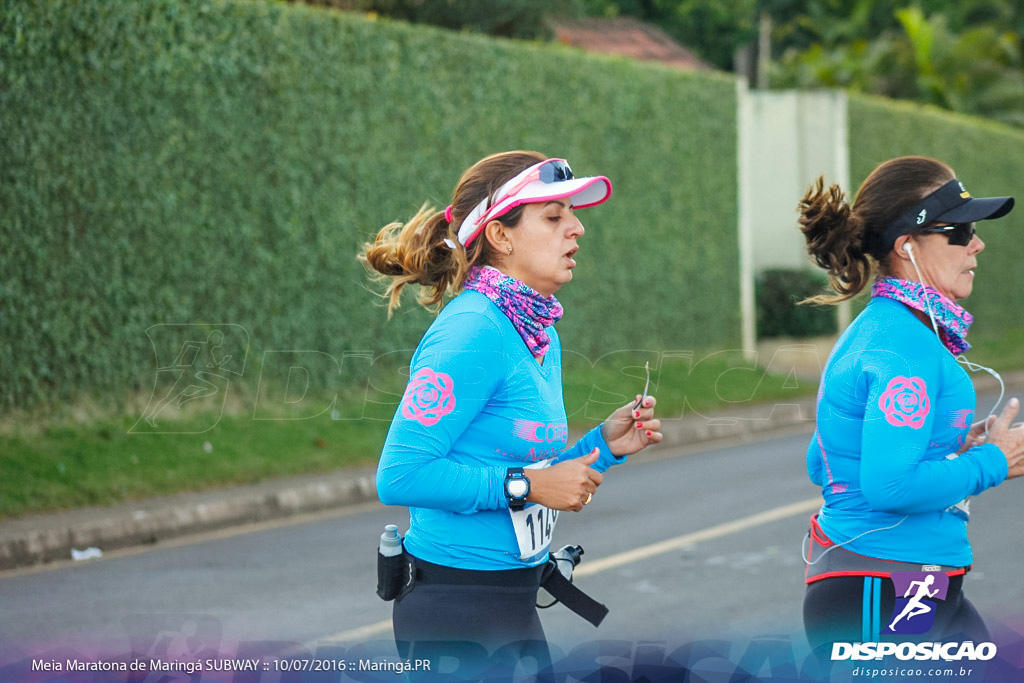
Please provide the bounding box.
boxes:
[504,467,529,511]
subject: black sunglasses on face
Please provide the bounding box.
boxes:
[919,222,976,247]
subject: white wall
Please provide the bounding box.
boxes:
[737,84,851,356]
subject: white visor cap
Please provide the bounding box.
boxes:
[455,158,612,247]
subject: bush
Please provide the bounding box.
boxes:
[756,268,837,339]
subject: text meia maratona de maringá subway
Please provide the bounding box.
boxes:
[30,658,262,675]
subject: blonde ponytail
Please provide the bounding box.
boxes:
[358,204,467,316]
[358,150,546,316]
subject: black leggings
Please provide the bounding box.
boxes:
[803,574,988,652]
[393,555,551,676]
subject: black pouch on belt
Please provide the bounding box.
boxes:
[376,549,406,601]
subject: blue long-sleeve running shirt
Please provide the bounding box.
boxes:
[377,290,622,571]
[808,296,1007,567]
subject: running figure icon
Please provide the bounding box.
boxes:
[131,324,249,434]
[888,574,940,631]
[142,330,233,427]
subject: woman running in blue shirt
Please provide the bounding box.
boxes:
[359,151,663,668]
[797,156,1024,653]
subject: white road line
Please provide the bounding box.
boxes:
[318,618,394,644]
[576,496,821,576]
[318,496,822,644]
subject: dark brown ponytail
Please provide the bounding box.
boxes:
[797,156,955,304]
[797,176,870,304]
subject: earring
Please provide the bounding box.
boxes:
[507,245,513,255]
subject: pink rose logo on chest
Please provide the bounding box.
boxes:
[878,376,930,429]
[400,367,456,426]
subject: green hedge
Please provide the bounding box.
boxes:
[7,1,1019,415]
[847,94,1024,348]
[0,0,740,411]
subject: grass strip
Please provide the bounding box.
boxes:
[1,350,820,518]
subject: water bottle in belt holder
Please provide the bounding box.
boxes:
[376,524,405,601]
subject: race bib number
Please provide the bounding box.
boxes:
[509,461,558,561]
[510,504,559,562]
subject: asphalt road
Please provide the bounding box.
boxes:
[3,427,1024,680]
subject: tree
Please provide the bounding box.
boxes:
[297,0,1024,127]
[770,4,1023,128]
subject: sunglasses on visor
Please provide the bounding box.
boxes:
[455,159,578,247]
[497,159,575,201]
[918,222,976,247]
[538,159,574,183]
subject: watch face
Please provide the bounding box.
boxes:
[507,478,529,498]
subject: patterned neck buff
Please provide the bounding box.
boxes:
[872,276,974,356]
[463,266,563,359]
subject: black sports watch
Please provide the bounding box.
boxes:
[504,467,530,511]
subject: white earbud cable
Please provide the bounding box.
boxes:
[801,516,908,566]
[904,241,1004,433]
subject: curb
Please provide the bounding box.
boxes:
[0,465,381,571]
[2,371,1020,572]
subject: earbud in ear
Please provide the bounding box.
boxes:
[903,242,913,253]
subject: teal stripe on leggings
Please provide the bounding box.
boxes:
[860,577,884,643]
[862,577,872,642]
[872,577,882,641]
[861,577,883,642]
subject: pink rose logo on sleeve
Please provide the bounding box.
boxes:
[878,376,930,429]
[400,367,456,427]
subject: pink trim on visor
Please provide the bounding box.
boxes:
[455,158,612,247]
